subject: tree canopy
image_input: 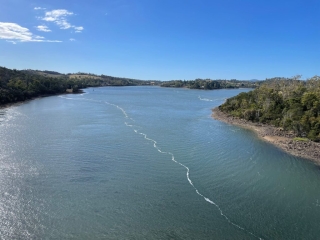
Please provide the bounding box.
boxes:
[0,67,160,105]
[219,76,320,141]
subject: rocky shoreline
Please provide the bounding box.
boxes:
[212,107,320,164]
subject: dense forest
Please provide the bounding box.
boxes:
[161,79,259,89]
[219,76,320,141]
[0,67,159,105]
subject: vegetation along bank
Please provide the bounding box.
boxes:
[213,76,320,163]
[0,67,160,106]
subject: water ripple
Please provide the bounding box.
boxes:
[104,99,263,240]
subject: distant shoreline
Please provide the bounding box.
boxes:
[212,107,320,164]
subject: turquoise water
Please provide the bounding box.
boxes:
[0,86,320,239]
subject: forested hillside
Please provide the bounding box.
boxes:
[219,76,320,141]
[0,67,159,105]
[161,79,258,89]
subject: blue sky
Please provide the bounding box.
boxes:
[0,0,319,80]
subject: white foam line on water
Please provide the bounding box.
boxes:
[125,122,133,127]
[104,102,129,119]
[59,96,263,239]
[58,96,77,100]
[198,96,226,102]
[198,96,213,102]
[134,128,262,239]
[108,102,263,240]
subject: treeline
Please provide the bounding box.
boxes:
[161,79,258,89]
[0,67,159,105]
[219,76,320,141]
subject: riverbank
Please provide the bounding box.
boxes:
[0,90,84,110]
[212,107,320,164]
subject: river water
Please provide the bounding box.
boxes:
[0,86,320,239]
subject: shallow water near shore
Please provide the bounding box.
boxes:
[1,86,320,239]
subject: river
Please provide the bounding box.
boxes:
[0,86,320,239]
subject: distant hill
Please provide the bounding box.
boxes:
[0,67,160,105]
[160,78,261,89]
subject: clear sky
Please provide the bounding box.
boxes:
[0,0,319,80]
